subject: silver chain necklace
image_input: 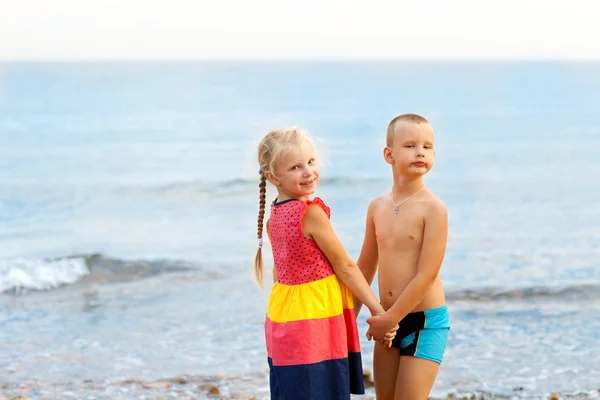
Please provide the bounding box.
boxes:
[391,185,425,214]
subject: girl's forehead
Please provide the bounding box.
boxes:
[279,142,315,160]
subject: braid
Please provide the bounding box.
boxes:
[257,172,267,240]
[254,171,267,287]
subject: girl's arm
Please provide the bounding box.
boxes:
[302,203,384,316]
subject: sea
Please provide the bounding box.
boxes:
[1,61,599,399]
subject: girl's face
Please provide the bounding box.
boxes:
[267,141,320,201]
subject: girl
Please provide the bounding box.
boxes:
[254,127,396,400]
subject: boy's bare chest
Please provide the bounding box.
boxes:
[373,208,424,250]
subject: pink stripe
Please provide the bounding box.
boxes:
[266,314,351,366]
[343,308,361,353]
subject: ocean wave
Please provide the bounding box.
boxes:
[0,256,90,294]
[446,282,600,301]
[0,254,207,295]
[136,176,387,196]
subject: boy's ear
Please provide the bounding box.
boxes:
[264,171,280,187]
[383,147,394,165]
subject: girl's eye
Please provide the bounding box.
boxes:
[308,159,315,164]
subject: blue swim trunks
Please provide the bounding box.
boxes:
[390,305,450,364]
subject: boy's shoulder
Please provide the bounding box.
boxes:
[367,192,390,213]
[422,190,447,219]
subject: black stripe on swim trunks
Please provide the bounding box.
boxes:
[391,311,426,355]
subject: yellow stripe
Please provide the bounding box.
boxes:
[267,274,354,323]
[414,330,422,357]
[340,280,354,309]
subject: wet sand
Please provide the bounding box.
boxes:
[2,370,599,400]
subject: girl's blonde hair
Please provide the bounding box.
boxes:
[254,127,312,286]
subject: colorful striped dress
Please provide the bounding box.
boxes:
[265,197,364,400]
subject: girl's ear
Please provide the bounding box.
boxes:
[264,171,280,187]
[383,147,394,165]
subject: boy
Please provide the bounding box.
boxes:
[356,113,450,400]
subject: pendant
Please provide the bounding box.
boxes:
[394,206,399,214]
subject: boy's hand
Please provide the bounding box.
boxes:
[377,328,398,348]
[366,313,398,346]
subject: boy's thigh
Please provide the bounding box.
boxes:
[373,343,401,400]
[395,356,440,400]
[398,327,449,364]
[392,326,448,400]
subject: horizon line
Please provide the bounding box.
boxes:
[1,57,600,63]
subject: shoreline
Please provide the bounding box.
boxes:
[2,372,598,400]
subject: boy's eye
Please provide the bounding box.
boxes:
[308,159,315,164]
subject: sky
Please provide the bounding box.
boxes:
[0,0,598,60]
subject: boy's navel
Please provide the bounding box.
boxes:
[408,235,415,240]
[387,291,393,297]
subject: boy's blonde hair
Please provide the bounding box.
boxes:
[254,127,313,286]
[386,113,429,147]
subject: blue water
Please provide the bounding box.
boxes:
[1,62,600,398]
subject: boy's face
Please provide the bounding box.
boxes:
[384,121,435,177]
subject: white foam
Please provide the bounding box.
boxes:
[0,257,89,294]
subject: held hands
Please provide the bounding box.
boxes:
[366,310,399,348]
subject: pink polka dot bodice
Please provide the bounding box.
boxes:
[267,197,335,285]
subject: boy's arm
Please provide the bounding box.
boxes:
[353,200,379,317]
[367,201,448,332]
[303,203,384,316]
